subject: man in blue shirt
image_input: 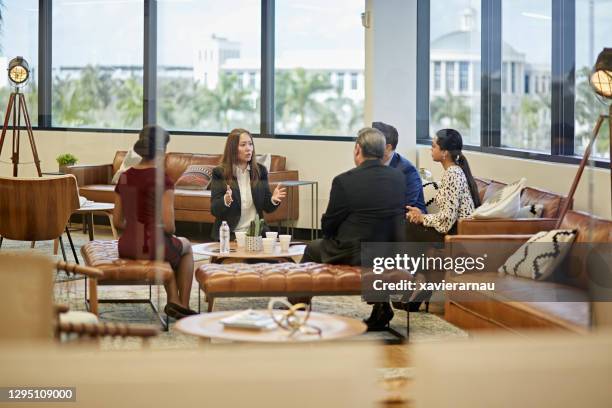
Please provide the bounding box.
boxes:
[372,122,426,213]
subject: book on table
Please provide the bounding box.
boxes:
[220,309,277,330]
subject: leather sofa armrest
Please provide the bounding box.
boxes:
[457,218,558,235]
[63,164,113,186]
[445,234,532,271]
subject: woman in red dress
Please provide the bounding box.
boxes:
[113,125,196,319]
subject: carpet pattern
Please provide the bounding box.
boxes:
[2,229,467,350]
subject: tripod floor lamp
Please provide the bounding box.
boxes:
[556,47,612,227]
[0,56,42,177]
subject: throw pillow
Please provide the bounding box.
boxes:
[256,153,271,172]
[111,149,142,184]
[422,179,439,213]
[175,165,214,190]
[471,178,526,219]
[499,229,577,280]
[516,204,544,218]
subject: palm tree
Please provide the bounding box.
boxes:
[52,76,93,126]
[275,68,332,133]
[575,66,610,156]
[116,76,143,128]
[197,73,252,130]
[430,90,471,132]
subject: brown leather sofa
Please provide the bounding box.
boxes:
[444,210,612,334]
[457,177,572,235]
[65,151,299,225]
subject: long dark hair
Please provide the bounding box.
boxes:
[435,129,481,208]
[220,128,261,184]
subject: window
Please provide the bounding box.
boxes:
[459,61,469,91]
[157,0,261,132]
[433,61,441,91]
[445,62,455,91]
[52,0,143,129]
[336,72,345,92]
[274,0,364,136]
[429,1,481,145]
[350,72,358,90]
[0,1,38,126]
[575,0,611,160]
[501,0,551,153]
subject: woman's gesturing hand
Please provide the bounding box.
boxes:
[272,184,287,203]
[224,184,233,206]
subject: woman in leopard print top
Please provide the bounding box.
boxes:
[406,129,481,240]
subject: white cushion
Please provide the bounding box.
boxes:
[471,178,525,219]
[256,153,271,172]
[516,204,544,218]
[422,179,439,213]
[59,311,99,325]
[499,229,577,280]
[111,149,142,184]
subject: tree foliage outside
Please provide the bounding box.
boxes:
[575,66,610,159]
[430,90,472,136]
[46,65,364,136]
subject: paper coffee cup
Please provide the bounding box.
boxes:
[262,237,275,254]
[235,231,247,248]
[279,234,291,251]
[265,231,278,240]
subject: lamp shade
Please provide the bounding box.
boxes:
[590,48,612,99]
[7,56,30,87]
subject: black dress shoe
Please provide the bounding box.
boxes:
[392,301,422,312]
[365,303,394,332]
[166,302,198,316]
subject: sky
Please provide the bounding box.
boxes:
[0,0,610,72]
[0,0,364,69]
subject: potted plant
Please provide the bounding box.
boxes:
[245,214,265,252]
[56,153,78,173]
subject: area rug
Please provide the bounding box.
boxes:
[2,231,467,350]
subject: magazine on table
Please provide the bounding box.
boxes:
[220,309,277,330]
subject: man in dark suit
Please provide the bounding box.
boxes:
[301,127,405,265]
[300,127,405,330]
[373,121,429,313]
[372,121,426,213]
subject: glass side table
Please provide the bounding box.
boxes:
[277,180,319,240]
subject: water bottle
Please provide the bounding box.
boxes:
[219,221,230,255]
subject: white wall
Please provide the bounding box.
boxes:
[366,0,418,161]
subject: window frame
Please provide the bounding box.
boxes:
[416,0,609,168]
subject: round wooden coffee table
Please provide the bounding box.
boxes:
[175,310,367,343]
[193,242,306,263]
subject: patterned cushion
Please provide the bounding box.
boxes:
[516,204,544,218]
[472,178,525,219]
[422,179,439,213]
[175,164,214,190]
[499,229,577,280]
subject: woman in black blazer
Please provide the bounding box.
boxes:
[210,128,286,240]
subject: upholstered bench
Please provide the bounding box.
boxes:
[195,262,362,312]
[81,240,174,329]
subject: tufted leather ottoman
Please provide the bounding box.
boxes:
[195,262,362,312]
[81,240,174,329]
